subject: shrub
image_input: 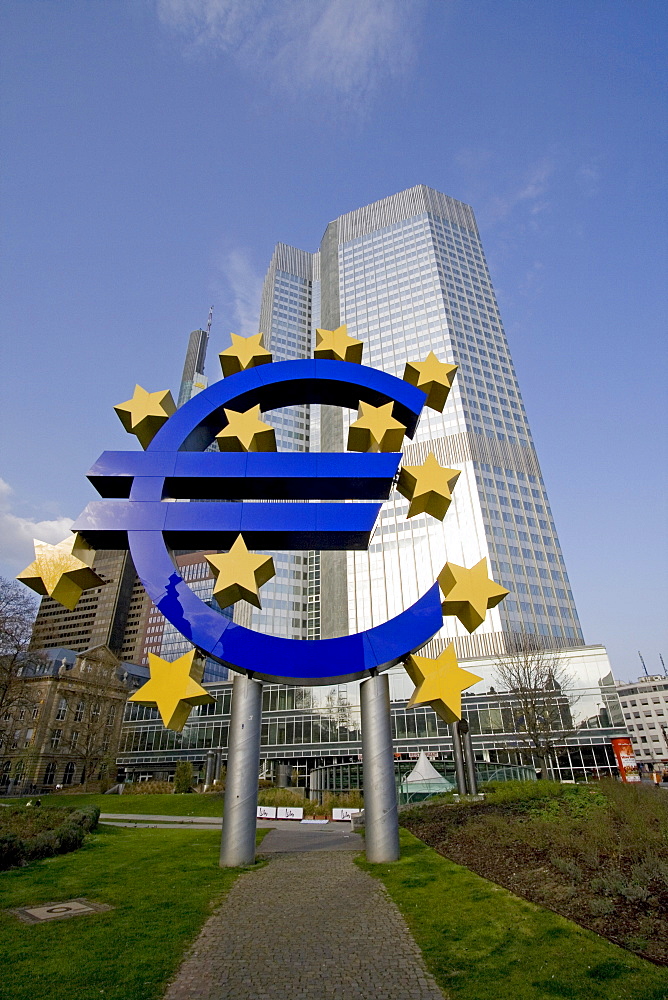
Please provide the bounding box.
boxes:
[0,804,99,870]
[321,791,364,812]
[174,762,194,794]
[124,781,174,795]
[551,856,584,881]
[589,897,614,917]
[258,788,317,815]
[25,830,59,861]
[0,833,23,869]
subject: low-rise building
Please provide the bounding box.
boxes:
[0,645,147,794]
[616,674,668,775]
[118,644,630,787]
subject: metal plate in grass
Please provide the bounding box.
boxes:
[8,897,113,924]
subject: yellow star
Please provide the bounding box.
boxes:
[347,401,407,453]
[405,644,482,723]
[114,385,176,449]
[403,352,458,412]
[314,325,363,364]
[17,534,105,611]
[205,535,275,609]
[128,650,214,732]
[397,452,461,520]
[215,405,277,452]
[438,558,509,633]
[219,333,272,378]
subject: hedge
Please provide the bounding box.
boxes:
[0,805,100,870]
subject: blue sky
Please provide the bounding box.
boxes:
[1,0,666,680]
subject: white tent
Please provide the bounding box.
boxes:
[400,751,454,802]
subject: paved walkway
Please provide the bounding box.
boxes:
[259,822,363,852]
[163,830,446,1000]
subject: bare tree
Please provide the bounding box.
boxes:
[495,630,576,776]
[0,577,42,760]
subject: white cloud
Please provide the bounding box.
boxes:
[488,160,554,223]
[0,478,73,575]
[213,248,264,339]
[156,0,424,105]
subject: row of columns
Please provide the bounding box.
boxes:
[219,672,477,867]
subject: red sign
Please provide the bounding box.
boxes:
[611,737,640,782]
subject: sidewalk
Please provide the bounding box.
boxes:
[162,824,445,1000]
[98,814,354,832]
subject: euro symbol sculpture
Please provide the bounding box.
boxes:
[72,358,452,685]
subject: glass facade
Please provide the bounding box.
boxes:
[119,646,627,784]
[234,245,319,641]
[320,187,584,659]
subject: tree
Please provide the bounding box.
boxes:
[494,630,576,776]
[0,577,42,761]
[174,761,193,793]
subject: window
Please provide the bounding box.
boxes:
[91,703,101,721]
[44,761,57,785]
[63,761,76,785]
[55,697,68,721]
[32,706,40,720]
[51,729,62,749]
[106,705,116,727]
[70,730,79,748]
[74,702,84,722]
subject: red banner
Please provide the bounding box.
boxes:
[611,737,640,782]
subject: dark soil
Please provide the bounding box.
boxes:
[403,788,668,966]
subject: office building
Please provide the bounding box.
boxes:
[177,327,209,407]
[30,550,149,664]
[616,674,668,772]
[1,645,147,793]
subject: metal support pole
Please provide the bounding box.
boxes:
[460,723,478,796]
[220,673,263,867]
[204,750,216,787]
[276,763,291,787]
[450,721,468,794]
[361,673,400,862]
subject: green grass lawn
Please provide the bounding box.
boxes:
[0,824,267,1000]
[358,829,668,1000]
[8,792,224,816]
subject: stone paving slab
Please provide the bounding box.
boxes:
[163,852,446,1000]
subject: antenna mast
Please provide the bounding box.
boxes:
[660,653,667,678]
[206,305,214,336]
[638,651,649,678]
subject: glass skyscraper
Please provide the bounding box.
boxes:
[251,185,584,659]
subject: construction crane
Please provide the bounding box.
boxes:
[638,651,649,677]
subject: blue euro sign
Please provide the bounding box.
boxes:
[74,360,445,684]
